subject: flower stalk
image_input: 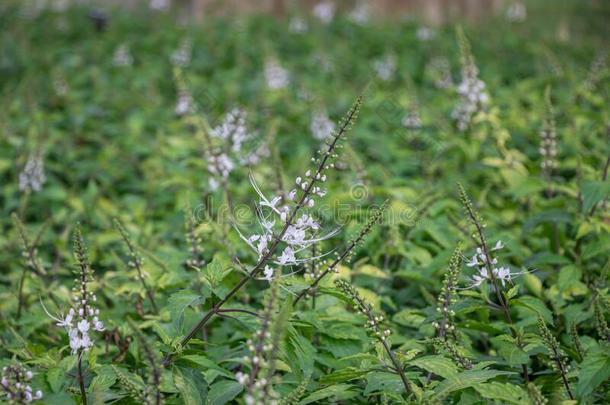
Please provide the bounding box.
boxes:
[165,96,363,362]
[334,279,412,396]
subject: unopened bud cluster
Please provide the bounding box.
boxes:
[1,364,43,403]
[539,92,558,176]
[335,279,391,343]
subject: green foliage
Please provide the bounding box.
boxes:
[1,1,609,404]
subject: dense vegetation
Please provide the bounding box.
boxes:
[1,1,609,404]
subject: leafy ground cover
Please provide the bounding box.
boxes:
[1,1,609,404]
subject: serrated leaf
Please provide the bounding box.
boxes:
[576,346,610,398]
[473,382,526,404]
[432,369,514,399]
[207,379,242,405]
[364,372,406,395]
[299,384,357,404]
[319,367,368,385]
[173,366,207,405]
[411,355,459,379]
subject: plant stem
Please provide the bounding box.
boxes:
[77,351,87,405]
[16,268,27,321]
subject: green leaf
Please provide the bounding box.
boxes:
[319,367,368,385]
[299,384,357,404]
[364,372,406,395]
[177,355,235,380]
[576,346,610,398]
[512,296,553,325]
[46,367,66,393]
[473,382,526,404]
[432,369,514,399]
[581,181,610,213]
[411,355,459,379]
[166,291,202,332]
[173,366,207,405]
[207,379,243,405]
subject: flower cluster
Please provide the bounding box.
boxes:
[149,0,169,11]
[175,89,193,117]
[465,240,521,288]
[452,28,488,131]
[312,1,335,25]
[348,1,370,25]
[206,108,268,191]
[538,317,574,399]
[170,37,192,67]
[432,245,462,338]
[431,338,472,370]
[594,295,610,341]
[527,383,548,405]
[506,2,527,23]
[1,364,43,403]
[112,44,133,67]
[264,59,289,90]
[310,110,336,140]
[402,105,422,130]
[238,170,336,278]
[236,274,283,405]
[184,206,204,270]
[373,54,396,82]
[584,51,607,91]
[19,153,46,193]
[115,219,158,314]
[335,279,391,342]
[539,89,558,178]
[12,213,46,277]
[44,226,104,354]
[416,26,436,41]
[237,97,362,282]
[288,17,307,34]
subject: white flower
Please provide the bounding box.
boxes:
[466,254,479,268]
[492,240,504,251]
[313,1,335,24]
[171,38,192,67]
[373,54,396,81]
[452,61,489,131]
[310,110,336,140]
[149,0,170,11]
[416,26,436,41]
[77,319,90,333]
[349,1,370,25]
[235,371,248,385]
[265,59,289,90]
[277,246,297,265]
[506,2,527,22]
[175,90,193,116]
[93,317,105,332]
[402,109,422,130]
[19,153,46,193]
[263,265,274,282]
[112,44,133,67]
[289,17,308,33]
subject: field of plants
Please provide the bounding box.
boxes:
[1,1,609,404]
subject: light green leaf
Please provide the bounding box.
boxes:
[473,382,527,404]
[411,355,459,379]
[576,347,610,398]
[207,380,243,405]
[432,369,514,399]
[299,384,357,404]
